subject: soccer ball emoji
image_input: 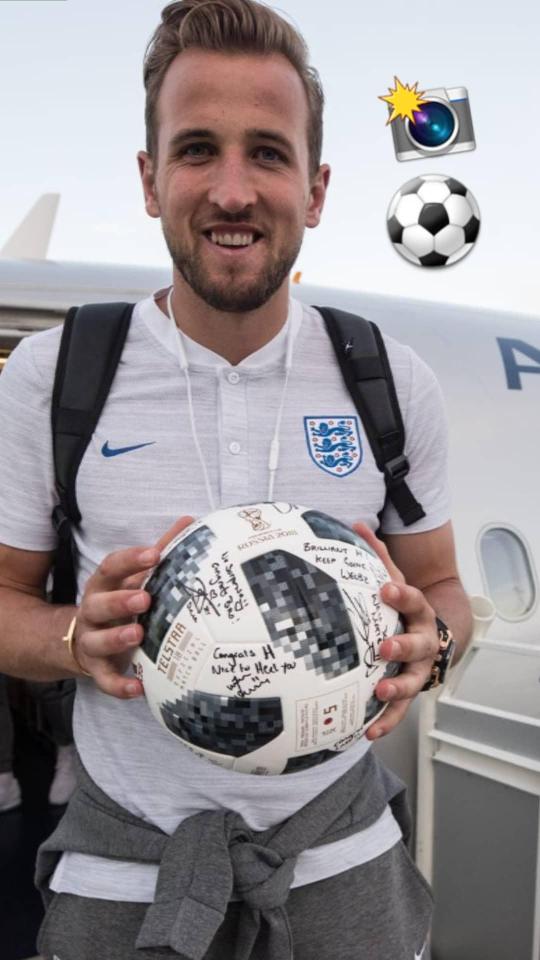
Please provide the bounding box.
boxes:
[387,174,480,267]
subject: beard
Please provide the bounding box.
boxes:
[161,220,303,313]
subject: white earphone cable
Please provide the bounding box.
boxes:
[267,322,294,501]
[167,288,217,512]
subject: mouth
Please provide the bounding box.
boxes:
[202,229,264,254]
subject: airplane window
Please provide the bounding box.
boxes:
[479,527,536,620]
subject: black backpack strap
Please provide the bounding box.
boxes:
[51,302,134,602]
[315,305,426,527]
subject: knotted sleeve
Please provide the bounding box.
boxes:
[136,810,297,960]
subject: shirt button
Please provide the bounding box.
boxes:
[229,441,241,455]
[228,371,240,384]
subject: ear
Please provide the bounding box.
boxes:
[305,164,331,229]
[137,150,160,219]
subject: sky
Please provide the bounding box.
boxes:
[0,0,538,316]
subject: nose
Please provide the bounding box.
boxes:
[206,151,257,213]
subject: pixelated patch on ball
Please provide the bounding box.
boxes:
[139,525,216,663]
[160,691,283,756]
[302,509,375,554]
[242,549,359,678]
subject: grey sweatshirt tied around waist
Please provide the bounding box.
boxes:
[35,750,410,960]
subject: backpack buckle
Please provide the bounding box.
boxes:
[52,503,72,542]
[383,454,410,485]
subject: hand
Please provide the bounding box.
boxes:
[352,522,439,740]
[73,516,194,699]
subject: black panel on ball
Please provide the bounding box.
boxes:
[387,215,404,243]
[464,216,480,243]
[419,251,448,267]
[400,177,424,196]
[418,203,450,234]
[445,177,468,196]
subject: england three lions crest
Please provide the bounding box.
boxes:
[304,417,362,477]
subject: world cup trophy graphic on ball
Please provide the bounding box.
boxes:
[131,503,404,775]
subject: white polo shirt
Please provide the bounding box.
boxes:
[0,293,450,900]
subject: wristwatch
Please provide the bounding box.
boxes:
[421,617,456,691]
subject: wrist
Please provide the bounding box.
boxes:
[59,609,91,678]
[421,616,456,691]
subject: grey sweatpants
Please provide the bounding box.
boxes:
[38,842,433,960]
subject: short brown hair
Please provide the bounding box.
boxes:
[143,0,324,178]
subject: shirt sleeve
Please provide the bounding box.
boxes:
[378,345,451,535]
[0,332,58,550]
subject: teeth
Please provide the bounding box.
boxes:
[210,231,256,247]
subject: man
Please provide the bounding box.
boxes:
[0,1,472,957]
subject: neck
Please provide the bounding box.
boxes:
[156,270,290,365]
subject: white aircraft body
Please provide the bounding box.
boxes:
[1,198,539,959]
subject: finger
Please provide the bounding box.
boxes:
[379,630,439,665]
[92,545,161,591]
[365,697,413,740]
[77,621,144,662]
[154,515,195,554]
[123,570,154,591]
[375,660,431,702]
[91,652,144,700]
[380,581,435,629]
[352,523,406,585]
[81,587,151,626]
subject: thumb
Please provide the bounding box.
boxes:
[154,515,195,555]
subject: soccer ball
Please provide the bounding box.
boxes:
[387,173,480,266]
[132,503,403,775]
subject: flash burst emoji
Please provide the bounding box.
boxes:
[379,77,428,125]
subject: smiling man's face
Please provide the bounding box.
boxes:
[139,48,328,313]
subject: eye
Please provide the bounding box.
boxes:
[256,146,285,163]
[180,143,213,159]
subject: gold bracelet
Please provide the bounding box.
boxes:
[62,615,92,677]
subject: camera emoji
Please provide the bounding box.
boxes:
[390,86,475,161]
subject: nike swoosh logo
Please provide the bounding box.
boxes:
[101,441,156,458]
[415,943,428,960]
